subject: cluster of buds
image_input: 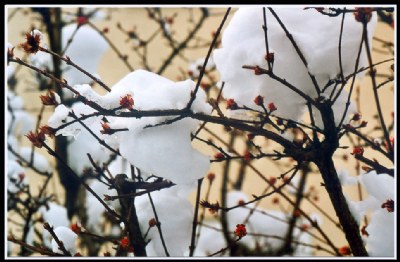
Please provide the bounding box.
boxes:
[243,150,253,162]
[40,90,60,106]
[39,125,56,138]
[20,29,43,54]
[351,146,364,156]
[77,15,89,26]
[247,133,255,141]
[354,7,373,23]
[381,199,394,213]
[120,94,134,110]
[265,52,274,64]
[300,223,310,232]
[234,224,247,238]
[164,16,174,24]
[71,222,82,234]
[119,236,134,252]
[254,95,264,106]
[25,131,46,148]
[207,172,216,182]
[339,245,352,256]
[226,98,238,110]
[7,44,15,63]
[253,66,263,75]
[26,125,56,148]
[200,200,220,215]
[237,199,246,206]
[214,152,225,160]
[293,209,302,218]
[200,82,211,92]
[148,218,157,227]
[384,137,394,151]
[269,177,277,185]
[100,122,115,135]
[268,102,277,112]
[351,113,361,121]
[272,197,279,205]
[361,225,369,237]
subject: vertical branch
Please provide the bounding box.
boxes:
[220,130,236,254]
[147,192,170,256]
[316,156,368,256]
[335,28,365,130]
[276,163,310,255]
[317,102,368,256]
[189,178,203,256]
[114,174,147,257]
[362,22,393,155]
[36,7,80,219]
[262,7,272,71]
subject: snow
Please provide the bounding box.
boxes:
[225,191,288,252]
[360,171,394,203]
[51,226,78,255]
[32,29,44,40]
[66,105,111,174]
[7,92,35,137]
[192,221,227,256]
[213,7,376,126]
[18,147,53,174]
[135,187,194,256]
[188,57,215,78]
[119,118,210,183]
[356,171,395,256]
[85,179,120,234]
[47,104,70,129]
[61,24,109,87]
[364,209,394,257]
[39,202,70,247]
[107,70,212,184]
[7,160,28,193]
[337,169,358,186]
[7,43,15,80]
[29,23,109,98]
[48,69,211,184]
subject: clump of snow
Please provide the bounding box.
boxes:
[7,160,28,193]
[29,23,109,98]
[7,92,35,137]
[188,57,215,78]
[337,169,358,186]
[39,202,70,247]
[344,171,395,257]
[47,104,70,129]
[7,43,15,80]
[135,187,194,256]
[192,221,227,256]
[18,147,53,174]
[359,171,394,257]
[213,7,376,126]
[85,179,120,234]
[66,104,112,174]
[107,70,212,184]
[51,226,77,255]
[32,29,44,41]
[62,24,109,87]
[226,191,289,252]
[47,102,112,174]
